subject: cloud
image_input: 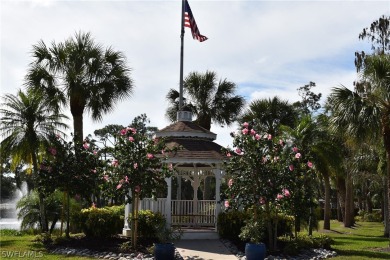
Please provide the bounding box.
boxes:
[1,0,388,148]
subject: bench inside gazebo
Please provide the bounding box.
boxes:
[123,111,227,239]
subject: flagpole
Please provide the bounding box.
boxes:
[179,0,185,111]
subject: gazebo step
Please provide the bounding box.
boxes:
[177,228,219,240]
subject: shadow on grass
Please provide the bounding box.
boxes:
[336,249,390,259]
[0,239,17,247]
[335,236,389,243]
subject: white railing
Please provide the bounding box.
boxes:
[139,198,167,217]
[140,199,217,227]
[171,200,216,227]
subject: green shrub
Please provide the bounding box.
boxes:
[128,210,165,240]
[276,214,294,237]
[279,233,333,255]
[357,210,382,222]
[73,205,124,237]
[217,210,250,240]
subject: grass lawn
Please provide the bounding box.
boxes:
[316,220,390,260]
[0,230,94,259]
[1,221,390,259]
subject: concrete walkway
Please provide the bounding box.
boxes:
[175,239,238,260]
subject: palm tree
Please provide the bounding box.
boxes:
[240,96,297,137]
[328,54,390,232]
[25,31,134,143]
[281,115,342,230]
[0,90,68,232]
[165,71,245,130]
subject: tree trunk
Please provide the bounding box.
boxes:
[72,113,84,144]
[344,173,354,227]
[70,98,85,144]
[384,177,389,237]
[337,176,346,222]
[66,192,70,238]
[38,193,49,232]
[31,151,49,233]
[383,119,390,237]
[323,174,331,230]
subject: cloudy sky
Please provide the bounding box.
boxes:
[1,0,389,147]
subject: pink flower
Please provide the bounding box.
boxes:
[226,152,232,157]
[277,194,284,200]
[133,163,138,169]
[307,161,313,168]
[283,188,291,197]
[120,128,127,135]
[83,142,89,149]
[259,197,266,205]
[147,153,154,159]
[135,185,141,193]
[262,157,267,163]
[128,136,135,142]
[289,165,294,171]
[267,134,272,140]
[235,148,242,155]
[93,150,98,155]
[116,183,122,189]
[124,176,129,183]
[91,169,96,173]
[224,200,230,208]
[49,147,57,156]
[295,153,302,159]
[161,149,165,155]
[228,179,233,187]
[112,159,119,167]
[255,134,261,140]
[250,129,256,136]
[279,139,284,146]
[103,175,109,181]
[242,128,249,135]
[127,127,137,134]
[293,146,299,153]
[243,122,249,128]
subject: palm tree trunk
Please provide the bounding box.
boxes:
[31,151,49,233]
[383,120,390,237]
[66,192,70,238]
[337,176,346,223]
[384,177,389,237]
[344,172,354,227]
[323,174,331,230]
[72,113,84,144]
[70,98,85,144]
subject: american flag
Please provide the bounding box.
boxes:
[184,0,208,42]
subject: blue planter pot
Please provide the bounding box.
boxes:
[154,243,175,260]
[245,242,266,260]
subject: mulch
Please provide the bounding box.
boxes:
[51,234,153,254]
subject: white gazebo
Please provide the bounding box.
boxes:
[123,111,227,239]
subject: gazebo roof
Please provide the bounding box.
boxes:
[156,121,216,141]
[164,138,227,166]
[155,117,227,166]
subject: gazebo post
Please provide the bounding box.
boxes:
[214,168,222,231]
[123,190,132,236]
[165,177,172,227]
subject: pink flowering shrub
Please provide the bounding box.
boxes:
[108,114,176,201]
[223,122,315,249]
